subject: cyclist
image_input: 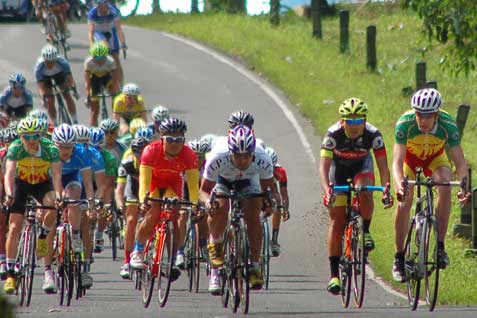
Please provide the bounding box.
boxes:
[87,0,127,84]
[118,117,146,147]
[84,42,120,126]
[265,146,290,257]
[115,137,150,279]
[0,73,33,120]
[35,45,78,125]
[391,88,471,282]
[29,109,54,137]
[52,124,95,257]
[149,105,170,140]
[129,118,199,284]
[113,83,147,135]
[319,98,393,295]
[33,0,71,39]
[100,118,127,163]
[89,127,118,253]
[200,125,278,293]
[3,118,62,294]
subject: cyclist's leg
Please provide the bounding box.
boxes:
[206,185,229,266]
[109,30,123,85]
[59,73,78,123]
[124,204,138,262]
[38,80,56,124]
[0,211,6,277]
[95,176,115,248]
[88,75,102,126]
[429,154,452,244]
[38,189,57,267]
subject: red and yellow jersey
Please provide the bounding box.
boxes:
[139,140,199,202]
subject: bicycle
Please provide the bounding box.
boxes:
[212,188,272,314]
[183,205,206,293]
[44,79,79,125]
[259,210,271,291]
[140,195,198,308]
[332,182,389,308]
[104,202,124,261]
[402,169,466,311]
[42,4,69,59]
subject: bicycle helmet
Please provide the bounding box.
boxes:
[188,139,211,155]
[134,127,153,141]
[93,0,108,4]
[228,110,254,129]
[159,118,187,134]
[89,42,109,58]
[52,124,76,145]
[152,105,170,123]
[100,118,120,132]
[9,72,26,87]
[37,118,49,133]
[129,118,146,136]
[73,124,91,142]
[265,147,278,167]
[3,128,18,144]
[199,134,217,150]
[122,83,140,96]
[17,117,41,135]
[8,120,18,130]
[131,137,149,154]
[228,125,256,154]
[411,88,442,113]
[338,98,368,118]
[28,109,49,122]
[41,45,58,61]
[89,127,105,146]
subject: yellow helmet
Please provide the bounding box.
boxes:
[17,117,42,135]
[338,98,368,118]
[129,118,146,135]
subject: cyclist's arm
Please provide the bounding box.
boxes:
[449,145,469,188]
[279,184,289,211]
[4,159,16,198]
[185,169,199,202]
[375,153,391,187]
[260,177,280,203]
[51,161,64,199]
[199,178,215,203]
[94,170,106,199]
[319,155,332,194]
[392,143,406,191]
[87,21,95,46]
[84,70,91,97]
[114,19,126,48]
[140,112,147,122]
[138,164,152,203]
[112,112,121,123]
[66,73,75,88]
[81,168,95,199]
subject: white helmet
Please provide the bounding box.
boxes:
[411,88,442,113]
[73,124,91,142]
[122,83,140,96]
[265,147,278,167]
[52,124,76,145]
[152,105,170,123]
[41,45,58,61]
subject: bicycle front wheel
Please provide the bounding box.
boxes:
[141,235,156,308]
[57,95,73,125]
[352,217,366,308]
[238,222,250,314]
[157,221,174,307]
[185,225,195,293]
[404,217,420,311]
[25,226,37,307]
[260,218,271,290]
[424,215,439,311]
[340,224,352,308]
[18,229,28,306]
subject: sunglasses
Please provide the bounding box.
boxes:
[94,56,107,61]
[162,136,185,143]
[11,84,24,90]
[415,112,436,119]
[23,134,40,141]
[344,118,365,125]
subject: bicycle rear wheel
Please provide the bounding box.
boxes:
[424,215,439,311]
[141,236,156,308]
[157,221,174,307]
[221,230,231,308]
[404,217,420,311]
[352,216,366,308]
[193,223,201,293]
[57,95,73,125]
[260,218,271,290]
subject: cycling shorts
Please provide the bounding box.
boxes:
[214,176,261,195]
[4,105,31,119]
[403,151,451,180]
[40,72,68,89]
[329,154,375,207]
[94,30,120,54]
[90,74,112,100]
[124,175,139,206]
[11,179,53,213]
[62,172,82,190]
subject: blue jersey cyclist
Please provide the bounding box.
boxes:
[0,73,33,120]
[88,0,127,84]
[35,45,78,125]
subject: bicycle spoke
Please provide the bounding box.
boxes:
[340,224,352,308]
[352,218,366,308]
[404,217,421,311]
[141,237,156,308]
[424,216,439,311]
[157,221,174,307]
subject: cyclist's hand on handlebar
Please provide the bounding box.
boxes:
[282,209,291,221]
[457,190,471,205]
[322,186,335,207]
[382,183,394,209]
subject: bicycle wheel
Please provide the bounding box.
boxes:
[56,230,66,306]
[193,223,201,293]
[352,216,366,308]
[141,235,156,308]
[57,95,72,125]
[17,229,28,306]
[63,229,75,306]
[157,221,174,307]
[260,218,271,290]
[404,217,420,311]
[184,225,194,292]
[111,219,118,261]
[424,215,439,311]
[74,253,82,300]
[101,94,109,120]
[238,222,250,314]
[221,230,231,308]
[24,225,37,307]
[339,224,352,308]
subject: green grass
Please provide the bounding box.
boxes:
[126,4,477,304]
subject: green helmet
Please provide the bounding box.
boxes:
[338,98,368,118]
[89,42,109,58]
[17,117,41,134]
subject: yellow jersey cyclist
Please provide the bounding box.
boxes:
[320,98,393,295]
[392,88,471,282]
[3,118,63,294]
[115,137,150,279]
[113,83,147,135]
[84,43,120,126]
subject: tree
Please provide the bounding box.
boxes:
[404,0,477,76]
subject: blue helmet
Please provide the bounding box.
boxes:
[89,127,105,146]
[9,72,26,87]
[228,125,256,154]
[52,124,76,145]
[134,127,153,141]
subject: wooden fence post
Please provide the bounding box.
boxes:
[311,0,322,39]
[191,0,199,13]
[416,61,426,90]
[339,10,349,53]
[366,25,377,70]
[270,0,280,26]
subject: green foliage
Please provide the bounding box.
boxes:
[403,0,477,76]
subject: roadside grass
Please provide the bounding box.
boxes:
[126,4,477,304]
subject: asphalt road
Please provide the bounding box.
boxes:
[1,23,476,318]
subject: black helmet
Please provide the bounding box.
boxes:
[159,118,187,134]
[228,110,254,129]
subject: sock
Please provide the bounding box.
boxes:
[363,219,371,233]
[438,241,445,250]
[73,230,81,240]
[329,256,340,278]
[125,250,132,264]
[0,254,6,262]
[395,251,405,261]
[39,226,51,239]
[95,230,103,240]
[210,268,219,277]
[272,229,279,243]
[134,241,144,252]
[252,262,260,269]
[6,258,15,273]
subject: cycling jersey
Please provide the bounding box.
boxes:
[88,5,121,53]
[0,87,33,110]
[84,55,116,78]
[61,144,91,176]
[6,138,60,184]
[97,147,118,177]
[395,110,460,177]
[139,140,199,202]
[82,145,105,173]
[118,133,132,147]
[105,140,127,163]
[34,57,72,82]
[117,148,139,203]
[320,121,386,165]
[273,165,288,187]
[113,93,145,124]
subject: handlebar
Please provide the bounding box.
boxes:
[332,185,386,193]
